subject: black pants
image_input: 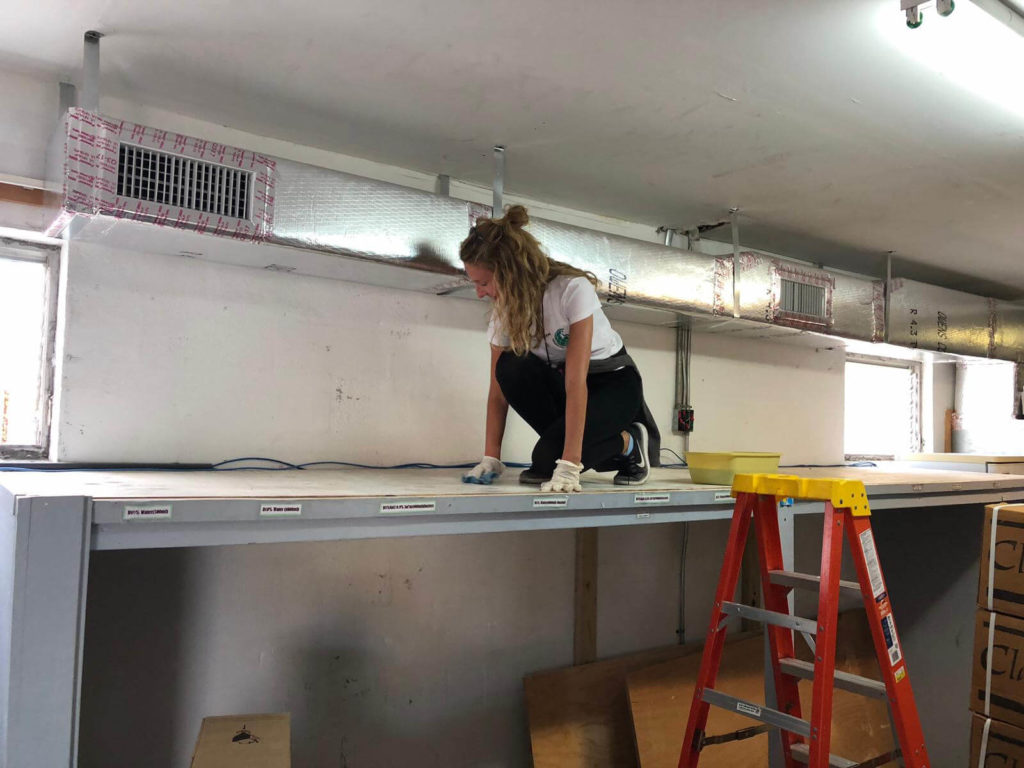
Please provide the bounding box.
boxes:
[495,351,644,474]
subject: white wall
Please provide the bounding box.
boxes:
[54,242,845,465]
[0,69,53,183]
[0,68,55,231]
[929,360,956,451]
[82,533,578,768]
[688,335,844,464]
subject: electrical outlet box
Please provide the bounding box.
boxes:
[677,406,695,433]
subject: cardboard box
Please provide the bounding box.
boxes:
[971,610,1024,730]
[190,713,290,768]
[979,503,1024,619]
[969,713,1024,767]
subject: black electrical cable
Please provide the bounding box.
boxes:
[212,457,303,470]
[660,447,688,467]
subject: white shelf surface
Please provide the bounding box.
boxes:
[3,465,1024,550]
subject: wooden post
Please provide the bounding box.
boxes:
[573,528,598,664]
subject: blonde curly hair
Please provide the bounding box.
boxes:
[460,205,598,356]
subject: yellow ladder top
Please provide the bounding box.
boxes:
[731,473,871,516]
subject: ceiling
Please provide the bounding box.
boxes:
[4,0,1024,299]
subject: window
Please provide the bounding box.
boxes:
[844,357,922,459]
[0,234,59,458]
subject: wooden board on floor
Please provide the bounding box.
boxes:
[524,637,742,768]
[627,612,896,767]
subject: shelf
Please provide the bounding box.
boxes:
[3,465,1024,550]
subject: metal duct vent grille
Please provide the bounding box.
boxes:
[117,144,251,220]
[780,278,827,319]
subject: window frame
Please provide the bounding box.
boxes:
[844,353,923,461]
[0,235,60,459]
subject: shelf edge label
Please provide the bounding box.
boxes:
[533,496,568,509]
[380,500,437,514]
[634,493,671,505]
[124,504,173,522]
[260,503,302,517]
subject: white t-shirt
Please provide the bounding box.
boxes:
[487,275,623,363]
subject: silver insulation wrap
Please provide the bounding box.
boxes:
[735,252,882,342]
[995,303,1024,361]
[44,110,1024,361]
[888,279,995,357]
[272,159,468,279]
[529,219,728,316]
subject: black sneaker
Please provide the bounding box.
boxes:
[519,467,552,486]
[614,423,650,486]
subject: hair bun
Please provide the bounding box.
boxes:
[504,205,529,230]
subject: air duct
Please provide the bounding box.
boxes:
[735,252,883,342]
[887,279,996,358]
[45,108,1024,361]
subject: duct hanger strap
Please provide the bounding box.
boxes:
[730,208,741,318]
[492,145,505,215]
[82,30,103,112]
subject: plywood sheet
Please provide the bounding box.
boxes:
[0,466,713,500]
[628,613,896,767]
[524,641,710,768]
[1,464,1019,502]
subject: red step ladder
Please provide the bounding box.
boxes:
[678,473,930,768]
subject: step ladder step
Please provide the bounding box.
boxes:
[779,657,887,700]
[701,688,810,738]
[790,743,858,767]
[769,569,861,596]
[720,601,818,634]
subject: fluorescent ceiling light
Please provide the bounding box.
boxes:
[879,0,1024,120]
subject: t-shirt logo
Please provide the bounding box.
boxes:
[554,328,570,347]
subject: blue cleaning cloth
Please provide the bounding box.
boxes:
[462,471,498,485]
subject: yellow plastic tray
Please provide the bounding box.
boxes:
[685,451,782,485]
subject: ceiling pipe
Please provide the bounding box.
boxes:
[81,31,102,112]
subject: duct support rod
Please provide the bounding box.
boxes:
[885,252,893,344]
[1015,356,1024,419]
[493,145,505,215]
[675,319,692,449]
[687,228,701,252]
[81,31,103,113]
[59,82,77,118]
[730,208,741,318]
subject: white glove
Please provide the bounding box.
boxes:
[540,459,583,493]
[462,456,505,485]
